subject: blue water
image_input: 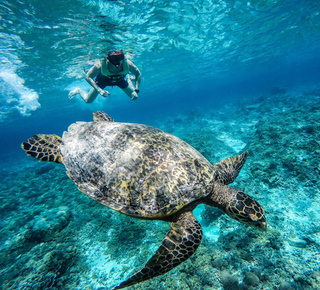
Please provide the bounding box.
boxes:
[1,0,320,289]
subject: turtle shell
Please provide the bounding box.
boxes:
[60,121,215,219]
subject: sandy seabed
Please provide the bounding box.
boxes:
[1,87,320,290]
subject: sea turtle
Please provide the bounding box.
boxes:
[22,111,266,289]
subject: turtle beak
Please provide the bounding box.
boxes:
[257,221,267,230]
[253,218,267,230]
[248,213,267,230]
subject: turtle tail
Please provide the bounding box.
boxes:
[22,134,63,164]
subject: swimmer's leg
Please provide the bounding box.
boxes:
[83,88,100,103]
[68,88,99,103]
[68,88,81,99]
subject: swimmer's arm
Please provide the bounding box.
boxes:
[85,63,104,93]
[128,61,141,91]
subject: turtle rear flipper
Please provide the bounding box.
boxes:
[214,151,248,185]
[113,211,202,289]
[22,134,63,164]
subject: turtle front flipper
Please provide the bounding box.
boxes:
[21,134,63,164]
[113,211,203,289]
[93,111,114,122]
[214,151,248,185]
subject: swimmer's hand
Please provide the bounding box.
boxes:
[99,89,110,97]
[131,91,138,100]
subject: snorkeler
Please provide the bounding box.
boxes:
[68,50,141,103]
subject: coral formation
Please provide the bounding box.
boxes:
[1,87,320,289]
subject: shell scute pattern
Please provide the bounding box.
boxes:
[61,122,215,219]
[22,113,267,290]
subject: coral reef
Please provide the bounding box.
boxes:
[1,87,320,289]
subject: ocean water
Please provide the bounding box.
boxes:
[1,0,320,289]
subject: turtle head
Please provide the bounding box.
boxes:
[225,190,267,230]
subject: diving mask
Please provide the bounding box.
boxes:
[107,50,124,68]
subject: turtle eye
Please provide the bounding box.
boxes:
[248,213,259,221]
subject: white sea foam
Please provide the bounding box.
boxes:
[0,54,40,121]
